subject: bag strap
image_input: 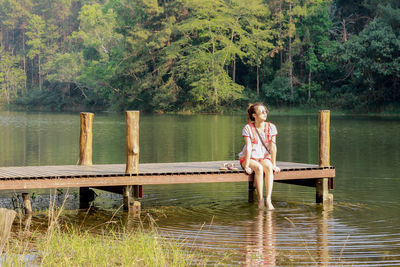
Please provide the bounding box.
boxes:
[253,122,271,154]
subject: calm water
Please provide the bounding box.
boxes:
[1,111,400,265]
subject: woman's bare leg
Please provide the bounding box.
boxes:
[261,159,275,210]
[248,160,265,209]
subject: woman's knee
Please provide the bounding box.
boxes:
[262,160,273,173]
[252,163,264,175]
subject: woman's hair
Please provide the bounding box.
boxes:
[247,102,269,122]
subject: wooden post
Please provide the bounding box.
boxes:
[125,111,141,214]
[125,111,140,174]
[78,112,95,209]
[78,112,94,166]
[22,193,32,214]
[248,174,255,203]
[0,208,17,250]
[123,185,141,215]
[79,187,96,210]
[317,110,333,205]
[123,186,132,211]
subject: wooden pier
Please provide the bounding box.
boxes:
[0,110,335,213]
[0,161,334,190]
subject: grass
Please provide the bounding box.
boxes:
[1,191,220,266]
[2,219,215,266]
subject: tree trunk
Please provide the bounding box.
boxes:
[279,0,283,68]
[288,3,294,98]
[308,67,311,102]
[38,55,42,91]
[256,65,260,95]
[210,25,217,109]
[232,57,236,83]
[31,59,34,85]
[342,19,347,43]
[22,27,27,93]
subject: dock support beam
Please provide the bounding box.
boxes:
[125,111,141,214]
[22,193,32,214]
[123,186,141,215]
[79,187,96,209]
[317,110,333,206]
[78,112,95,209]
[248,174,255,203]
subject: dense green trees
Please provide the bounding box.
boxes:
[0,0,399,112]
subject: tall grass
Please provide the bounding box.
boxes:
[1,190,214,266]
[3,225,204,266]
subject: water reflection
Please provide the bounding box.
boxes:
[245,210,277,266]
[242,207,333,266]
[317,207,332,266]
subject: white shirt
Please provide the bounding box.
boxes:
[238,122,278,160]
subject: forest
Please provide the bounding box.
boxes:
[0,0,399,113]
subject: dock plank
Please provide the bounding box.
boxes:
[0,161,335,191]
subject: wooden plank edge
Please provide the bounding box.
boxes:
[0,169,335,190]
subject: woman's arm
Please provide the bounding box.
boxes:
[243,136,253,174]
[270,136,280,173]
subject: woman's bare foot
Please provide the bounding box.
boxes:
[266,201,275,210]
[258,198,265,209]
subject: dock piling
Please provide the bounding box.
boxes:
[125,111,140,175]
[125,111,141,213]
[0,208,17,249]
[248,174,255,203]
[22,193,32,214]
[317,110,334,205]
[78,112,95,209]
[79,187,96,209]
[78,112,94,166]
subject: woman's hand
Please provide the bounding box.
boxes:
[244,166,253,175]
[273,166,280,174]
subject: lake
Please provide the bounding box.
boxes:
[1,110,400,265]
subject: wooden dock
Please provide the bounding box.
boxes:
[0,110,335,213]
[0,161,334,190]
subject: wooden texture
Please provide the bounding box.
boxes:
[123,185,133,211]
[319,110,330,167]
[248,173,255,203]
[125,111,139,175]
[0,161,335,191]
[79,187,95,209]
[317,110,333,205]
[0,161,333,179]
[78,112,94,166]
[0,208,16,250]
[22,193,32,214]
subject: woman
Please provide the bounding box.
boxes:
[239,103,280,209]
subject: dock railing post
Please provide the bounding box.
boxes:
[78,112,94,166]
[78,112,95,209]
[124,111,141,214]
[317,110,333,206]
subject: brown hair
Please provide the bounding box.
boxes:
[247,102,269,123]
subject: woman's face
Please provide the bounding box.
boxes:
[253,105,268,121]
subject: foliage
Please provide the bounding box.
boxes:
[0,48,26,104]
[332,17,400,110]
[0,0,399,112]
